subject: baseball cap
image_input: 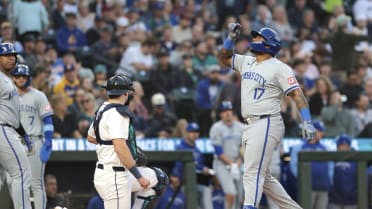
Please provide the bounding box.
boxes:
[94,64,107,74]
[151,93,166,106]
[186,122,200,132]
[336,14,351,26]
[206,64,220,73]
[219,100,233,112]
[116,16,129,27]
[313,120,325,132]
[64,64,75,73]
[336,134,351,146]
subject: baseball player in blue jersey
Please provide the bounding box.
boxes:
[210,100,244,209]
[290,121,332,209]
[172,122,214,209]
[11,64,54,209]
[0,43,32,209]
[218,24,315,209]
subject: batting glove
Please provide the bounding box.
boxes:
[227,23,241,40]
[301,121,315,141]
[230,163,241,180]
[40,140,52,163]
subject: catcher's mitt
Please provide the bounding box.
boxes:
[136,147,148,166]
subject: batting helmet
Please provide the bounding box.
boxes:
[102,74,133,96]
[0,42,17,63]
[250,27,281,57]
[11,64,31,88]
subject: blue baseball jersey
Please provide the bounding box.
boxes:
[171,139,206,178]
[154,185,185,209]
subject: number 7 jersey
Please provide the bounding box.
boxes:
[232,54,300,118]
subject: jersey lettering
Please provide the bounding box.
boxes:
[20,104,37,114]
[242,72,266,86]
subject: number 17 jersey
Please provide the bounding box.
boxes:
[232,54,300,118]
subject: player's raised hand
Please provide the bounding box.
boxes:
[301,121,315,141]
[227,23,241,40]
[138,176,150,188]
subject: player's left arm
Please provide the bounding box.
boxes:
[287,88,311,122]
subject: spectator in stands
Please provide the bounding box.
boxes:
[118,37,157,75]
[85,15,106,46]
[340,71,364,109]
[154,175,186,209]
[68,87,85,115]
[251,5,272,32]
[20,34,36,60]
[287,0,308,32]
[76,0,95,33]
[308,76,333,119]
[365,78,372,108]
[51,93,81,138]
[149,50,178,98]
[146,1,169,38]
[93,64,107,89]
[196,64,224,137]
[56,12,87,54]
[115,16,129,38]
[172,13,192,44]
[293,58,315,91]
[45,174,66,209]
[0,21,23,52]
[31,64,52,96]
[350,94,372,137]
[24,36,48,70]
[144,93,178,138]
[318,62,341,89]
[270,5,294,42]
[290,121,332,209]
[160,25,178,54]
[53,64,80,106]
[321,90,356,137]
[77,92,96,137]
[52,0,66,30]
[328,14,369,78]
[13,0,49,39]
[172,122,213,209]
[328,134,358,209]
[192,41,219,75]
[90,24,120,67]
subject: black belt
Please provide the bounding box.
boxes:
[97,164,125,172]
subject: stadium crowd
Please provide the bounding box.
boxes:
[1,0,372,208]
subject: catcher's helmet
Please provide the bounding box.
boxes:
[250,27,281,57]
[102,74,133,96]
[11,64,31,88]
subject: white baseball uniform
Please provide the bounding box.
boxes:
[19,88,53,209]
[232,54,302,208]
[88,102,159,209]
[0,71,32,209]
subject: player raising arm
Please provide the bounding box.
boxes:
[218,23,314,209]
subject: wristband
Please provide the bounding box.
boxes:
[223,38,234,50]
[300,108,311,121]
[130,166,142,179]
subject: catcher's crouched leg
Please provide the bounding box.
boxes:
[131,167,169,209]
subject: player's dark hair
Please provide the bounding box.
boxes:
[108,95,121,99]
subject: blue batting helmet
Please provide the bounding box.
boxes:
[11,64,31,88]
[0,42,17,55]
[250,27,281,57]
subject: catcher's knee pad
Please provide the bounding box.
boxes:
[151,167,169,196]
